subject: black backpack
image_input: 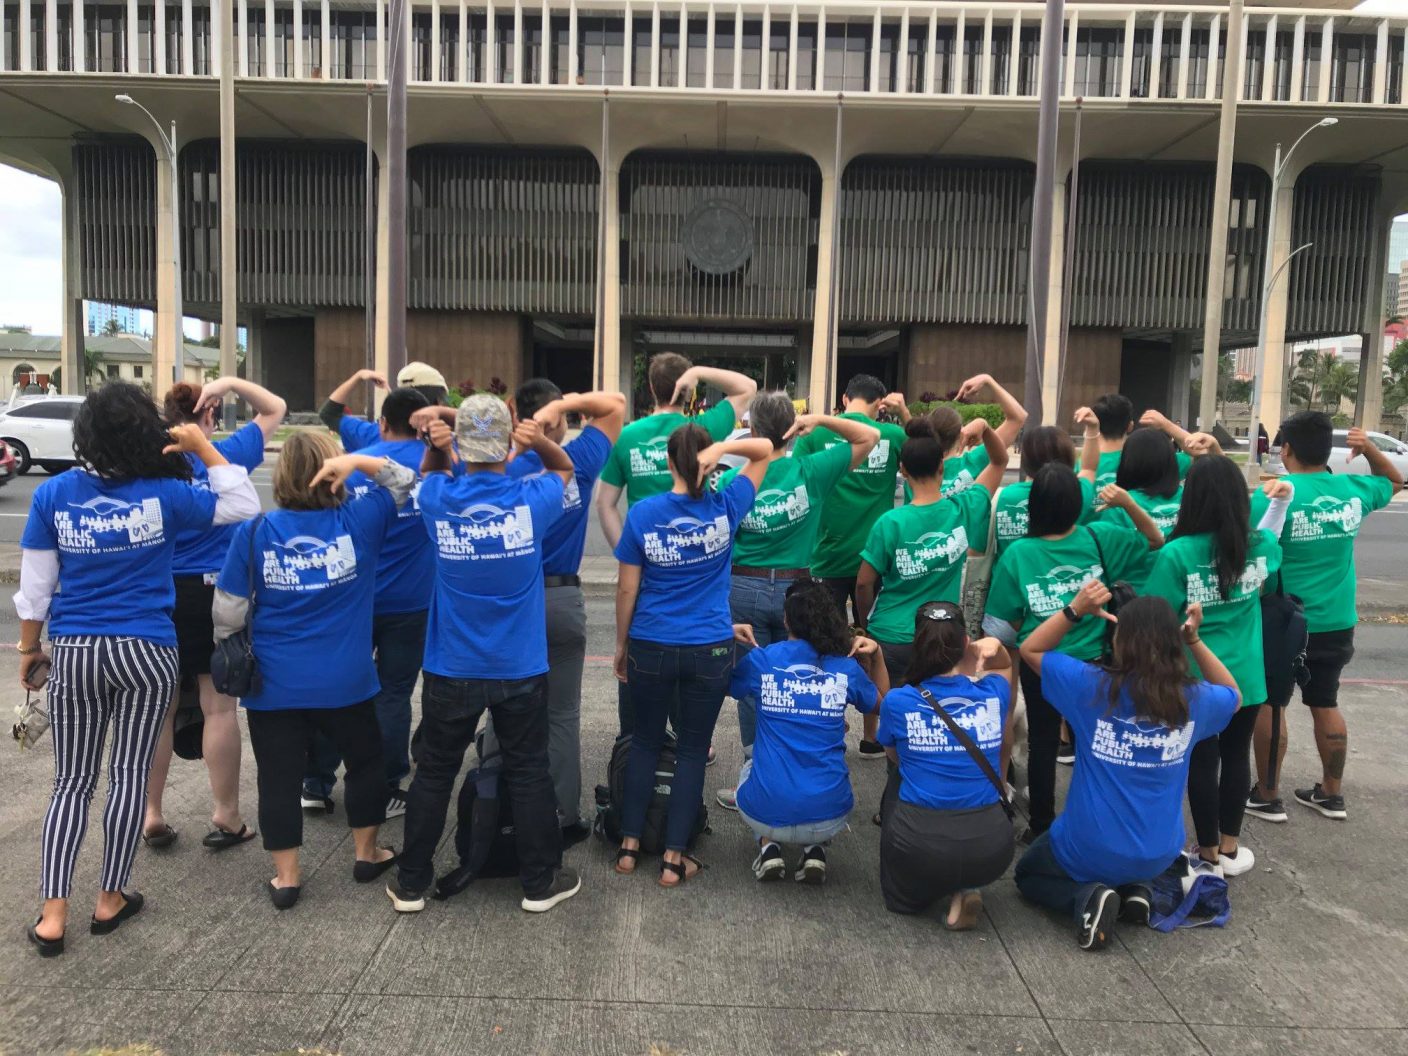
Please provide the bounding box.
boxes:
[1087,527,1137,661]
[594,734,708,855]
[1261,572,1310,709]
[443,731,520,889]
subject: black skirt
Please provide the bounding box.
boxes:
[172,574,217,677]
[880,797,1015,915]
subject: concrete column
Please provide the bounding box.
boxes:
[1355,207,1393,431]
[1040,180,1066,426]
[617,319,634,402]
[152,145,180,398]
[373,146,391,393]
[1169,331,1194,425]
[59,177,84,393]
[807,166,839,413]
[1257,181,1296,441]
[596,162,622,394]
[245,307,265,385]
[794,325,812,402]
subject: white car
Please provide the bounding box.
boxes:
[1268,428,1408,479]
[0,396,84,475]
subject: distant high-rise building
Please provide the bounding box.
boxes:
[86,301,143,336]
[1399,261,1408,319]
[1388,218,1408,277]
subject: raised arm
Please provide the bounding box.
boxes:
[698,436,774,490]
[972,419,1011,495]
[786,412,880,470]
[197,376,288,441]
[849,634,890,698]
[1075,406,1101,482]
[1348,426,1405,495]
[322,368,388,431]
[165,423,261,525]
[1140,409,1193,452]
[311,453,417,508]
[958,373,1027,448]
[420,419,456,476]
[1099,484,1165,550]
[596,481,626,549]
[535,390,628,445]
[514,419,574,486]
[1020,580,1112,675]
[879,392,912,424]
[673,365,759,416]
[1183,431,1224,459]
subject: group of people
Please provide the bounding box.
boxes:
[15,351,1401,958]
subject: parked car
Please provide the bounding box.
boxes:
[0,396,83,475]
[0,441,16,487]
[1269,428,1408,479]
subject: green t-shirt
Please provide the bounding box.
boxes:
[1096,486,1183,589]
[941,447,992,498]
[1143,530,1283,707]
[599,401,737,506]
[723,443,852,570]
[796,412,908,579]
[1091,447,1192,510]
[859,487,992,644]
[985,521,1150,659]
[993,477,1096,557]
[1250,472,1394,633]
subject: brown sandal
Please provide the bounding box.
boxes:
[614,847,640,875]
[659,854,706,888]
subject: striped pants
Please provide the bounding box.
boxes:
[41,636,179,900]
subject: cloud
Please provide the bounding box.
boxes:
[0,165,63,334]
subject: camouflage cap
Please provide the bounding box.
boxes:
[455,394,513,463]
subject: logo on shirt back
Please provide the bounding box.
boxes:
[628,437,671,478]
[903,696,1002,751]
[433,503,534,560]
[562,476,581,511]
[861,439,891,472]
[262,534,357,591]
[1025,563,1103,616]
[741,485,809,531]
[1185,556,1270,607]
[996,498,1028,539]
[1091,715,1197,767]
[942,470,975,497]
[1150,502,1181,535]
[56,497,165,551]
[1289,495,1363,540]
[894,527,970,579]
[759,663,849,715]
[642,514,730,566]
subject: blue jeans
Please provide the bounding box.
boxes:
[398,673,560,896]
[622,637,735,852]
[1013,831,1101,922]
[735,762,850,845]
[728,573,790,749]
[303,608,427,797]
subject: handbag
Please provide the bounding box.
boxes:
[11,690,50,750]
[1259,570,1309,790]
[917,686,1020,822]
[960,489,1001,639]
[211,514,265,698]
[1086,527,1136,661]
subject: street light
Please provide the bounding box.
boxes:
[1248,117,1337,471]
[116,93,184,386]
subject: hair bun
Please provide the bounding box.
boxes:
[904,418,937,440]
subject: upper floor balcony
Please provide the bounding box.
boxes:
[2,1,1405,109]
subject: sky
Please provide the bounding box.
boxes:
[1,0,1405,334]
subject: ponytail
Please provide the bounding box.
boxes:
[668,422,712,500]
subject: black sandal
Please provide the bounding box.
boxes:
[90,891,144,935]
[614,847,640,875]
[202,824,256,851]
[27,919,64,957]
[659,854,706,887]
[142,824,178,849]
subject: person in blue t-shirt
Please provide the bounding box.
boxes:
[388,395,583,916]
[1015,582,1240,952]
[319,362,448,451]
[302,385,434,821]
[875,601,1016,930]
[611,425,772,887]
[143,376,286,855]
[727,578,882,885]
[214,432,416,911]
[17,383,260,956]
[437,379,624,863]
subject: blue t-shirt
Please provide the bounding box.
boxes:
[729,639,878,827]
[877,674,1011,810]
[613,475,757,646]
[171,422,267,576]
[1042,652,1239,886]
[418,470,565,680]
[346,437,434,615]
[339,414,380,452]
[218,490,397,710]
[506,425,613,576]
[23,470,219,646]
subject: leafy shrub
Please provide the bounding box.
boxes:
[905,400,1006,428]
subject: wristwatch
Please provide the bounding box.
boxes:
[1061,605,1082,623]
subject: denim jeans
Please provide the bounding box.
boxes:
[728,573,791,748]
[1013,830,1100,922]
[303,608,427,797]
[622,637,735,852]
[735,761,850,845]
[397,672,561,897]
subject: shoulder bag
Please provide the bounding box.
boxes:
[917,686,1019,822]
[211,514,265,698]
[961,489,1001,638]
[1259,569,1309,791]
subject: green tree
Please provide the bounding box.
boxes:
[1381,339,1408,423]
[102,318,121,336]
[1320,360,1360,414]
[1226,378,1252,406]
[82,347,106,389]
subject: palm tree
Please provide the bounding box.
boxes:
[1320,361,1360,415]
[102,318,122,336]
[82,347,106,389]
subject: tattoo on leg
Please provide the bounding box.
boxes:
[1325,733,1347,781]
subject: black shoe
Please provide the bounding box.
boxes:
[1117,884,1152,925]
[857,739,886,760]
[795,845,827,885]
[434,863,476,901]
[353,848,398,884]
[1018,824,1048,847]
[1077,886,1120,951]
[1244,788,1289,823]
[1294,784,1347,820]
[27,920,64,957]
[752,842,786,882]
[386,879,426,913]
[384,789,407,820]
[1057,742,1075,766]
[90,891,144,935]
[301,791,335,815]
[521,867,582,913]
[561,820,592,849]
[267,881,301,911]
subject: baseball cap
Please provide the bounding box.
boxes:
[456,394,513,463]
[397,361,448,391]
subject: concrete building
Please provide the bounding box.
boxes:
[85,301,144,337]
[1388,216,1408,275]
[0,332,217,397]
[2,0,1407,432]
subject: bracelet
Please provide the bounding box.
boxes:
[16,642,42,655]
[1186,637,1202,646]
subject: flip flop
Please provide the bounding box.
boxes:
[142,824,178,849]
[202,824,256,850]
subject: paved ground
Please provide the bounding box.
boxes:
[1,596,1406,1056]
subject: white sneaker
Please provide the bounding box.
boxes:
[1217,846,1256,877]
[715,787,739,812]
[1181,850,1224,891]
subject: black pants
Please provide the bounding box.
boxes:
[399,673,561,897]
[1187,703,1261,847]
[1019,660,1062,833]
[879,640,914,690]
[246,700,386,852]
[820,575,860,625]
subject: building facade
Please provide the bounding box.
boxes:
[3,1,1407,428]
[85,300,145,337]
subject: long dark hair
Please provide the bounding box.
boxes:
[1115,427,1180,498]
[1170,455,1249,599]
[1026,462,1085,537]
[783,578,851,657]
[1102,596,1192,728]
[905,601,968,684]
[667,422,711,499]
[73,382,191,481]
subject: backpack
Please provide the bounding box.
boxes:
[443,730,520,889]
[1149,857,1231,932]
[1261,572,1310,709]
[594,734,708,855]
[1086,527,1136,661]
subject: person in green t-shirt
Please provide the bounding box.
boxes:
[1244,413,1403,824]
[1094,427,1186,589]
[982,463,1164,839]
[889,373,1027,502]
[994,426,1098,558]
[855,410,1009,757]
[1075,399,1197,514]
[1145,457,1292,879]
[794,374,909,632]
